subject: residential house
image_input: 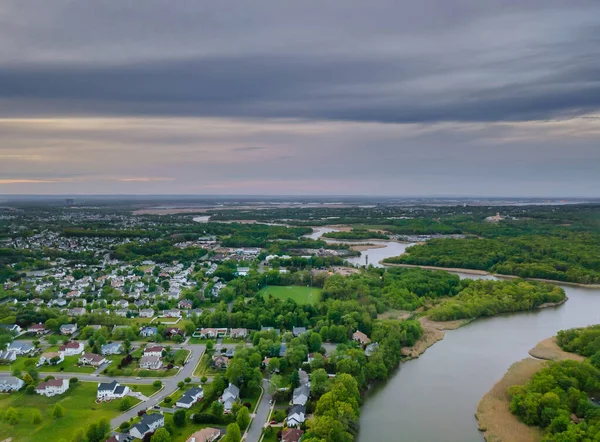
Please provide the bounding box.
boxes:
[175,386,204,409]
[97,380,129,401]
[0,324,21,334]
[292,327,307,337]
[6,341,34,355]
[365,342,379,357]
[38,351,64,365]
[163,309,182,318]
[139,308,154,318]
[185,428,221,442]
[211,282,226,297]
[27,323,48,335]
[69,307,86,316]
[0,376,24,392]
[292,384,310,406]
[59,341,84,356]
[140,355,163,370]
[224,348,235,358]
[79,352,107,367]
[282,429,304,442]
[0,350,17,362]
[352,330,371,346]
[101,342,123,355]
[166,327,184,338]
[36,378,69,397]
[114,300,129,309]
[140,326,158,338]
[115,309,130,317]
[212,355,229,369]
[230,328,248,339]
[194,328,227,339]
[236,266,250,276]
[144,346,164,357]
[129,413,165,440]
[60,323,78,335]
[178,299,192,310]
[287,405,306,427]
[219,383,240,413]
[279,343,287,357]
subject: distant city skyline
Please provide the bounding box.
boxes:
[1,1,599,196]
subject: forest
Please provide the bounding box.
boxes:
[385,233,600,284]
[557,325,600,369]
[426,279,566,322]
[509,360,600,441]
[322,229,390,240]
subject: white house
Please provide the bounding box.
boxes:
[79,352,107,367]
[143,346,164,357]
[59,341,84,356]
[175,386,204,409]
[287,405,306,427]
[0,376,24,392]
[162,309,182,318]
[60,323,78,335]
[101,342,123,355]
[292,384,310,406]
[230,328,248,339]
[140,355,162,370]
[129,413,165,440]
[139,308,154,318]
[36,378,70,397]
[0,350,17,362]
[38,351,64,366]
[97,380,129,401]
[6,341,34,355]
[219,383,240,413]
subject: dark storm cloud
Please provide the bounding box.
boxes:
[0,0,599,123]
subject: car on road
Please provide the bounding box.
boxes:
[135,376,141,380]
[270,420,277,425]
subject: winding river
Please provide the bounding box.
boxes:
[305,227,600,441]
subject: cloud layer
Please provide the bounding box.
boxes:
[0,0,599,195]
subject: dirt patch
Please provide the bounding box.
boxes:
[378,310,413,321]
[419,316,471,330]
[349,244,387,251]
[528,337,585,362]
[476,358,546,442]
[330,266,361,276]
[401,325,445,359]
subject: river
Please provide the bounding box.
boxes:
[357,276,600,442]
[306,226,414,268]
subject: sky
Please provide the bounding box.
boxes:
[1,0,599,197]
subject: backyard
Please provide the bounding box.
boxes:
[0,381,156,442]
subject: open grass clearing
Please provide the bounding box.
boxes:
[0,381,143,442]
[258,285,322,305]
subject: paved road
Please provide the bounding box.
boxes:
[110,344,206,428]
[0,343,207,429]
[245,379,273,442]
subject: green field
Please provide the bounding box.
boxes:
[258,285,322,305]
[0,381,151,442]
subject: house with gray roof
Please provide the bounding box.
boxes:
[292,384,310,406]
[129,413,165,440]
[6,341,34,355]
[175,386,204,409]
[0,376,24,392]
[220,383,240,412]
[101,342,123,355]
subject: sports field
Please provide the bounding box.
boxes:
[259,285,322,305]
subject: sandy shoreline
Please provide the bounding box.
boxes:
[381,262,600,288]
[349,243,387,251]
[476,337,584,442]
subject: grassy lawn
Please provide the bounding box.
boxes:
[1,355,95,374]
[258,285,322,305]
[193,354,222,377]
[261,427,279,442]
[0,381,139,442]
